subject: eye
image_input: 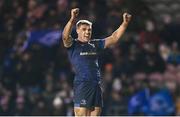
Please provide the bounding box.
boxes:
[82,28,86,31]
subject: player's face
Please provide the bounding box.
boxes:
[77,24,92,42]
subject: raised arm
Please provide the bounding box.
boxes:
[104,13,132,48]
[62,8,79,48]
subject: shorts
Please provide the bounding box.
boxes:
[73,81,103,109]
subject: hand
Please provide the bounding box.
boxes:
[71,8,79,20]
[123,13,132,24]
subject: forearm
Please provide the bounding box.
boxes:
[62,18,75,40]
[104,12,131,48]
[111,22,128,43]
[62,8,79,47]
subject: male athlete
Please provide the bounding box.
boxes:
[62,8,132,116]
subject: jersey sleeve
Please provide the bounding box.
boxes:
[93,39,105,51]
[66,39,75,57]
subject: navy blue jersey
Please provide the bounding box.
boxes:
[67,39,105,83]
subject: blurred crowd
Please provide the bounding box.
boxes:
[0,0,180,116]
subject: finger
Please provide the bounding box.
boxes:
[124,13,131,19]
[127,14,131,17]
[123,13,128,16]
[74,9,79,14]
[74,8,79,12]
[123,13,131,16]
[75,8,79,11]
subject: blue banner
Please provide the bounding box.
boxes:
[23,29,61,49]
[128,88,175,116]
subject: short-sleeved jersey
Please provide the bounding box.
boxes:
[67,39,105,83]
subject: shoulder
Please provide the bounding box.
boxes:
[68,38,77,46]
[66,38,77,51]
[91,39,106,42]
[90,38,106,49]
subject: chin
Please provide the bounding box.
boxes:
[79,37,91,42]
[84,38,90,42]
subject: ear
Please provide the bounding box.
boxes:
[76,28,80,34]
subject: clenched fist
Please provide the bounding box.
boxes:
[123,13,132,24]
[71,8,79,20]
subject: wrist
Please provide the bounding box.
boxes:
[69,17,76,23]
[121,22,129,27]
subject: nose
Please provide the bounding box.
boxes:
[86,31,91,36]
[85,30,89,34]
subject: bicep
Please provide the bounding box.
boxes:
[104,36,114,48]
[62,36,73,48]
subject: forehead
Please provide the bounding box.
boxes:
[78,24,92,29]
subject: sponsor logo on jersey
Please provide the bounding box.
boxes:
[80,52,97,55]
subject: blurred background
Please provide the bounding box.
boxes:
[0,0,180,116]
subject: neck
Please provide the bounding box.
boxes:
[77,38,89,43]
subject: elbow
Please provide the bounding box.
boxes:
[111,34,118,43]
[109,35,120,47]
[112,32,119,40]
[62,32,67,40]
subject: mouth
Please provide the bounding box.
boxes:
[84,36,90,38]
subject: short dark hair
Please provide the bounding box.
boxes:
[76,20,92,28]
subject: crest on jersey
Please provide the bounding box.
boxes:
[88,42,95,48]
[80,99,87,106]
